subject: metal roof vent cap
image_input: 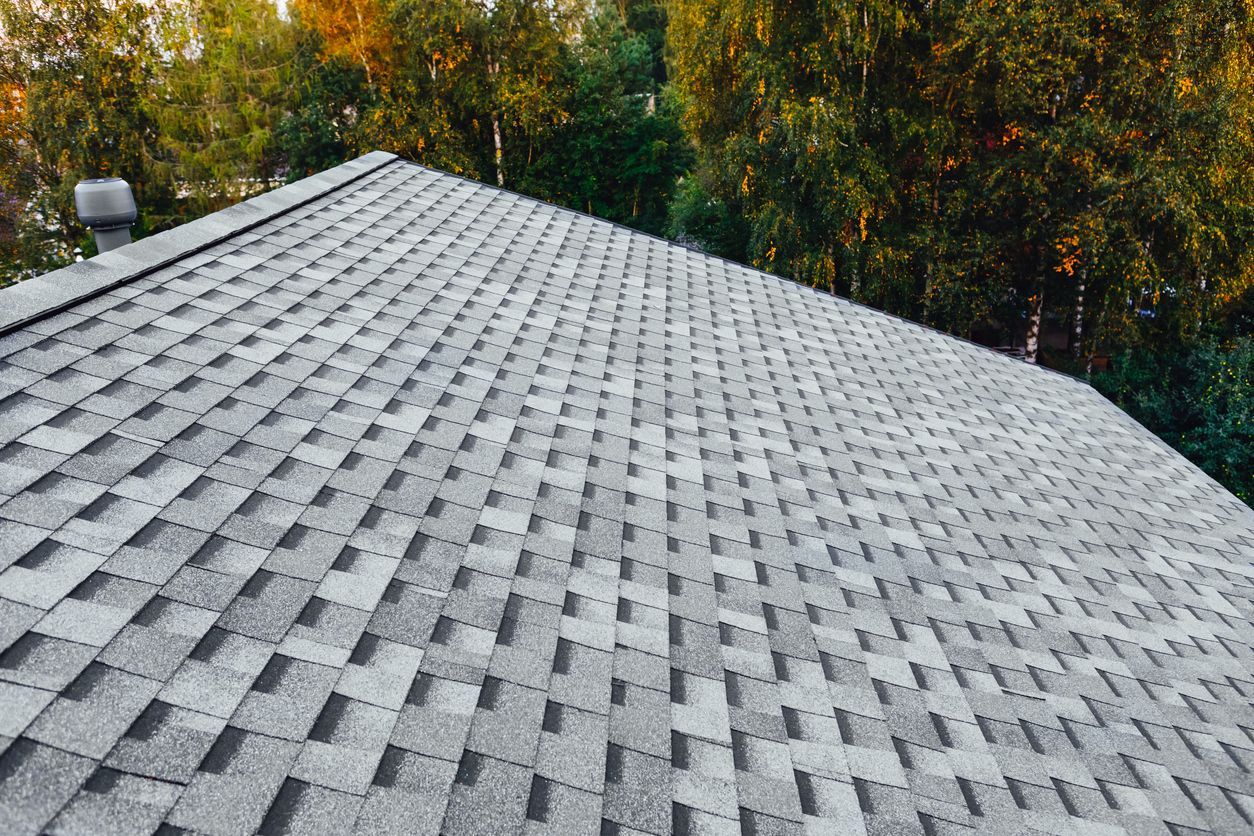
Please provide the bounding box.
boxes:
[74,177,137,254]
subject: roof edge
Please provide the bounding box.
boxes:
[0,151,398,337]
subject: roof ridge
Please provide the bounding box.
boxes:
[0,151,398,338]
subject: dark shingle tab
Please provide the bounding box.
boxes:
[2,154,1253,834]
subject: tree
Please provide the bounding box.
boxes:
[277,27,372,180]
[289,0,689,222]
[668,0,923,301]
[924,0,1254,362]
[0,0,172,282]
[1094,330,1252,505]
[667,173,749,263]
[457,0,580,188]
[351,0,483,175]
[290,0,393,85]
[151,0,296,216]
[515,1,691,235]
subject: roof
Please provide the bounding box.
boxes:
[1,152,1253,835]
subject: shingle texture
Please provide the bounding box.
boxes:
[2,156,1253,835]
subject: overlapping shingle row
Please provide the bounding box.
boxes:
[1,157,1253,834]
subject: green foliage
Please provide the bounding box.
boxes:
[513,3,691,235]
[667,0,1254,351]
[276,31,371,181]
[151,0,296,216]
[666,175,748,264]
[364,0,489,177]
[0,0,689,264]
[0,192,73,287]
[668,0,919,298]
[925,0,1254,352]
[0,0,172,280]
[1094,333,1252,504]
[620,0,667,84]
[378,0,582,185]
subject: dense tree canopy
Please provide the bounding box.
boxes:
[0,0,1249,501]
[668,0,1253,362]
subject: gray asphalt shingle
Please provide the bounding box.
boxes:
[1,153,1253,834]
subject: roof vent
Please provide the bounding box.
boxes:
[74,177,137,254]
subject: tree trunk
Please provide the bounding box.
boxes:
[492,112,504,186]
[824,243,838,296]
[861,6,869,101]
[487,53,504,187]
[926,177,939,299]
[1070,268,1085,359]
[1025,287,1044,364]
[354,5,373,85]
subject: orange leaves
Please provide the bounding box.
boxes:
[0,82,24,116]
[754,11,771,46]
[1054,234,1081,276]
[293,0,393,83]
[1177,76,1196,98]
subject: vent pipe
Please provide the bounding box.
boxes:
[74,178,137,254]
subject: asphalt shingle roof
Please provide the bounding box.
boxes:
[1,153,1253,835]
